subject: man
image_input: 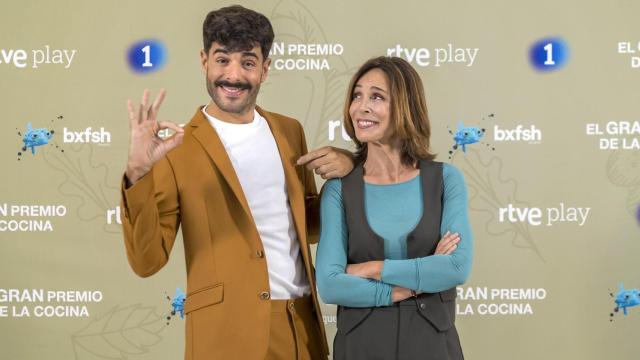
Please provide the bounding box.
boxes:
[120,5,353,360]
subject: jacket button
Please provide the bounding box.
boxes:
[256,250,264,258]
[419,303,426,309]
[259,292,270,300]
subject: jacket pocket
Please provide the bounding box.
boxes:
[416,293,454,332]
[336,306,374,335]
[184,283,224,314]
[439,287,457,302]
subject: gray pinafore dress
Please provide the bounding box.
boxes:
[333,160,464,360]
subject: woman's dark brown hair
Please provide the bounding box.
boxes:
[343,56,435,165]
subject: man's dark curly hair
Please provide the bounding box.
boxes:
[202,5,274,61]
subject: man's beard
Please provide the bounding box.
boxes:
[206,77,260,115]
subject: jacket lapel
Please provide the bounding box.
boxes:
[257,106,307,247]
[189,105,307,248]
[190,107,254,222]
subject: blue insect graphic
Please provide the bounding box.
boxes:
[22,123,53,154]
[16,116,64,161]
[610,283,640,321]
[447,114,495,160]
[452,121,485,153]
[165,288,186,325]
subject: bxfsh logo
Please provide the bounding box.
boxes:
[446,114,543,159]
[493,125,541,143]
[62,127,111,145]
[16,115,112,160]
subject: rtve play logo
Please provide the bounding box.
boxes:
[0,46,77,69]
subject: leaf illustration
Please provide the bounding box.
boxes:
[270,0,357,148]
[451,148,544,261]
[71,304,166,360]
[606,150,640,215]
[41,141,121,234]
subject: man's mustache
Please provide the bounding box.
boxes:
[214,80,252,91]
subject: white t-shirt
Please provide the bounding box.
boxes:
[202,106,310,299]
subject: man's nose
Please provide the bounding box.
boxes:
[224,61,243,83]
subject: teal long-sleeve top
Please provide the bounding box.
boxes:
[316,163,473,308]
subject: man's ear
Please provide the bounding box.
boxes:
[200,49,208,75]
[260,58,271,83]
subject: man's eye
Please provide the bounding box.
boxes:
[216,58,228,64]
[244,62,256,68]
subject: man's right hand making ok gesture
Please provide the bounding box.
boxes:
[125,89,184,186]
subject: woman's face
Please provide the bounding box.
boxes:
[349,68,393,144]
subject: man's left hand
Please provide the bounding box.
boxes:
[297,146,354,179]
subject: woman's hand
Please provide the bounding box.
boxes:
[434,231,460,255]
[346,261,384,280]
[392,286,415,302]
[345,232,458,285]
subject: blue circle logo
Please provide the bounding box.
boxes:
[127,40,167,74]
[529,37,569,72]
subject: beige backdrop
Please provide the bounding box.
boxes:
[2,0,640,359]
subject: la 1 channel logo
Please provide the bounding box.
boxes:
[127,39,167,74]
[529,37,569,72]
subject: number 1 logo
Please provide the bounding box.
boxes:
[529,37,569,72]
[127,40,167,73]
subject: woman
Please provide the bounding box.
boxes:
[316,56,473,360]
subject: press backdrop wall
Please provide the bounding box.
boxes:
[2,0,640,359]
